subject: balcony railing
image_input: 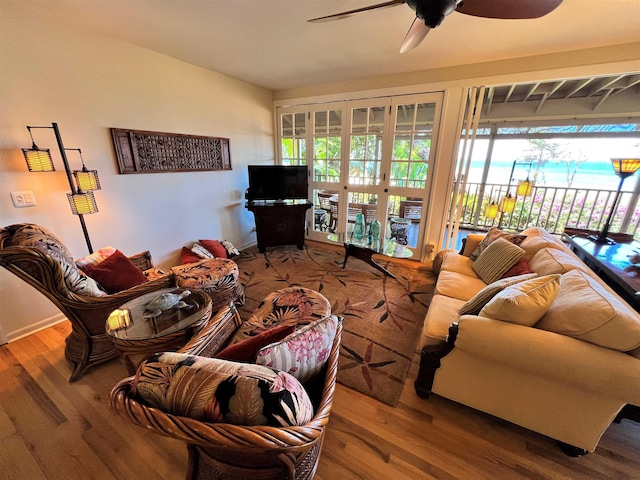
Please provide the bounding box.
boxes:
[458,182,640,239]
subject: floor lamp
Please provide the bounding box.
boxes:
[591,158,640,245]
[22,122,101,253]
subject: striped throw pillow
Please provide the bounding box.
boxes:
[471,237,526,285]
[459,273,537,315]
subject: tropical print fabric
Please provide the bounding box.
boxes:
[256,315,339,382]
[10,223,106,297]
[171,258,238,291]
[132,352,314,427]
[230,287,332,343]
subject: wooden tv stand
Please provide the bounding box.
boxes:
[246,200,312,252]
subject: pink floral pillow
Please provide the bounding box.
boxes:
[255,315,338,382]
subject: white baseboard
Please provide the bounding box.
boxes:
[5,313,67,344]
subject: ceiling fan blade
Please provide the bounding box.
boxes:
[308,0,405,23]
[400,17,430,54]
[456,0,563,19]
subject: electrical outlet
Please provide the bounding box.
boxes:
[10,191,37,208]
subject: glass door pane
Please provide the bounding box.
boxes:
[280,111,306,166]
[349,106,385,186]
[391,102,435,188]
[309,103,346,238]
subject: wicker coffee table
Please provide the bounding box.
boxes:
[106,288,213,374]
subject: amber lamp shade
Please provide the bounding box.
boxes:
[516,179,534,197]
[73,167,101,191]
[22,145,55,172]
[611,158,640,178]
[499,194,516,214]
[485,201,499,220]
[67,191,98,215]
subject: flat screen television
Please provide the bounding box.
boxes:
[247,165,309,202]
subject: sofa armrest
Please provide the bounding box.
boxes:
[453,315,640,403]
[461,234,485,257]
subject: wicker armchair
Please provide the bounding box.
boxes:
[0,224,174,382]
[111,301,342,480]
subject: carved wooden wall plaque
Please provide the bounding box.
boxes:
[110,128,231,174]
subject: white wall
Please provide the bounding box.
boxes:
[0,4,274,341]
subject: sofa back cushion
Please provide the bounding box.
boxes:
[536,269,640,351]
[479,274,561,326]
[528,247,590,276]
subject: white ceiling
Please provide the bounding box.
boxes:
[10,0,640,91]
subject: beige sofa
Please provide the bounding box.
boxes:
[416,227,640,454]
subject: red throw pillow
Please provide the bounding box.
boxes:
[83,249,147,294]
[215,324,296,362]
[199,239,228,258]
[181,246,203,264]
[501,258,533,278]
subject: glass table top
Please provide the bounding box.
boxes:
[106,288,211,341]
[327,233,413,259]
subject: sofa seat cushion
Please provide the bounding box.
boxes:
[435,270,487,301]
[132,352,314,427]
[536,269,640,351]
[440,253,478,278]
[479,274,561,326]
[422,295,466,344]
[528,247,590,276]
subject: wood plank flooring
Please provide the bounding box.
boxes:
[1,320,639,479]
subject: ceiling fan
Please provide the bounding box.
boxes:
[308,0,563,54]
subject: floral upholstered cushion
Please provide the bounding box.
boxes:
[171,258,239,290]
[132,352,314,427]
[469,227,527,261]
[231,287,332,343]
[11,224,106,297]
[143,267,168,281]
[256,315,339,382]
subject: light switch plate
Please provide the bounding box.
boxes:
[10,191,37,208]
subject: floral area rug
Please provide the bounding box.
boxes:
[234,242,436,406]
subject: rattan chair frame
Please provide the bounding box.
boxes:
[0,226,174,382]
[111,304,343,480]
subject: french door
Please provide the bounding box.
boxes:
[276,92,443,260]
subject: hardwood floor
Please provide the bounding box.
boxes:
[2,321,639,479]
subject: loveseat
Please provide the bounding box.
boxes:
[415,227,640,454]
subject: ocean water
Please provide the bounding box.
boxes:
[465,137,640,191]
